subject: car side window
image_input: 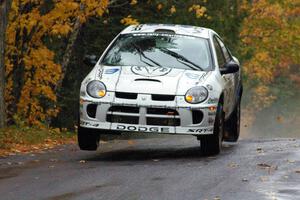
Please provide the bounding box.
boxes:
[216,37,231,63]
[213,37,226,68]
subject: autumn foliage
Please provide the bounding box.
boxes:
[240,0,300,108]
[5,0,109,126]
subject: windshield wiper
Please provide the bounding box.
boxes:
[158,48,204,71]
[131,43,163,68]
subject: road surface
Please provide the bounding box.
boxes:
[0,136,299,200]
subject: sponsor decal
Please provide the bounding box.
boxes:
[97,67,103,79]
[116,125,170,133]
[104,68,119,74]
[133,33,196,39]
[185,73,200,79]
[199,72,211,82]
[206,84,213,91]
[207,97,219,104]
[131,66,172,77]
[187,128,213,133]
[80,121,99,128]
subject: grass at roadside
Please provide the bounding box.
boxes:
[0,127,76,157]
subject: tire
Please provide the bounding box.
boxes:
[224,100,240,142]
[77,126,100,151]
[200,103,224,155]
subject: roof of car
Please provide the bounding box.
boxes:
[120,24,214,39]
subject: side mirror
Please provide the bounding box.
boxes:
[83,54,98,66]
[220,61,239,75]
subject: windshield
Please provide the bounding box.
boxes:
[101,33,212,71]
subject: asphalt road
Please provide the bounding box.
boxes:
[0,136,300,200]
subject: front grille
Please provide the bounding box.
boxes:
[107,115,139,124]
[115,92,138,99]
[147,117,180,126]
[106,106,181,126]
[147,108,179,115]
[107,106,139,124]
[146,108,180,126]
[108,106,139,113]
[151,94,175,101]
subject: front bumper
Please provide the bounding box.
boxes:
[79,94,218,135]
[80,92,218,135]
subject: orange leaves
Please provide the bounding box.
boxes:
[157,3,163,11]
[252,86,276,109]
[240,0,300,108]
[188,4,208,19]
[120,15,139,25]
[5,0,109,126]
[16,45,61,124]
[244,51,274,83]
[169,5,176,14]
[50,24,73,36]
[45,0,109,35]
[130,0,138,6]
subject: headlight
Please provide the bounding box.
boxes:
[86,80,106,98]
[185,86,208,104]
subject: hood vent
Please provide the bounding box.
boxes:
[134,78,161,83]
[115,92,138,99]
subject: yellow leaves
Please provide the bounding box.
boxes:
[5,0,110,126]
[252,86,276,109]
[170,5,176,14]
[240,0,300,108]
[120,15,139,25]
[239,0,249,13]
[157,3,163,11]
[243,51,274,87]
[130,0,138,6]
[80,0,109,17]
[50,24,73,36]
[188,4,207,18]
[96,8,105,16]
[94,0,109,16]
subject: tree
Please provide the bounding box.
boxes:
[5,0,109,126]
[240,0,300,109]
[0,0,12,128]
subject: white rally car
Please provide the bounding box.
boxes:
[79,24,242,155]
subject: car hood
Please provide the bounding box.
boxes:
[98,65,212,95]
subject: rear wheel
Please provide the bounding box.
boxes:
[224,100,240,142]
[200,103,224,155]
[78,126,100,151]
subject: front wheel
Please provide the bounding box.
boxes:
[200,103,224,155]
[78,126,100,151]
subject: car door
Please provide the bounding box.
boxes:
[213,36,235,118]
